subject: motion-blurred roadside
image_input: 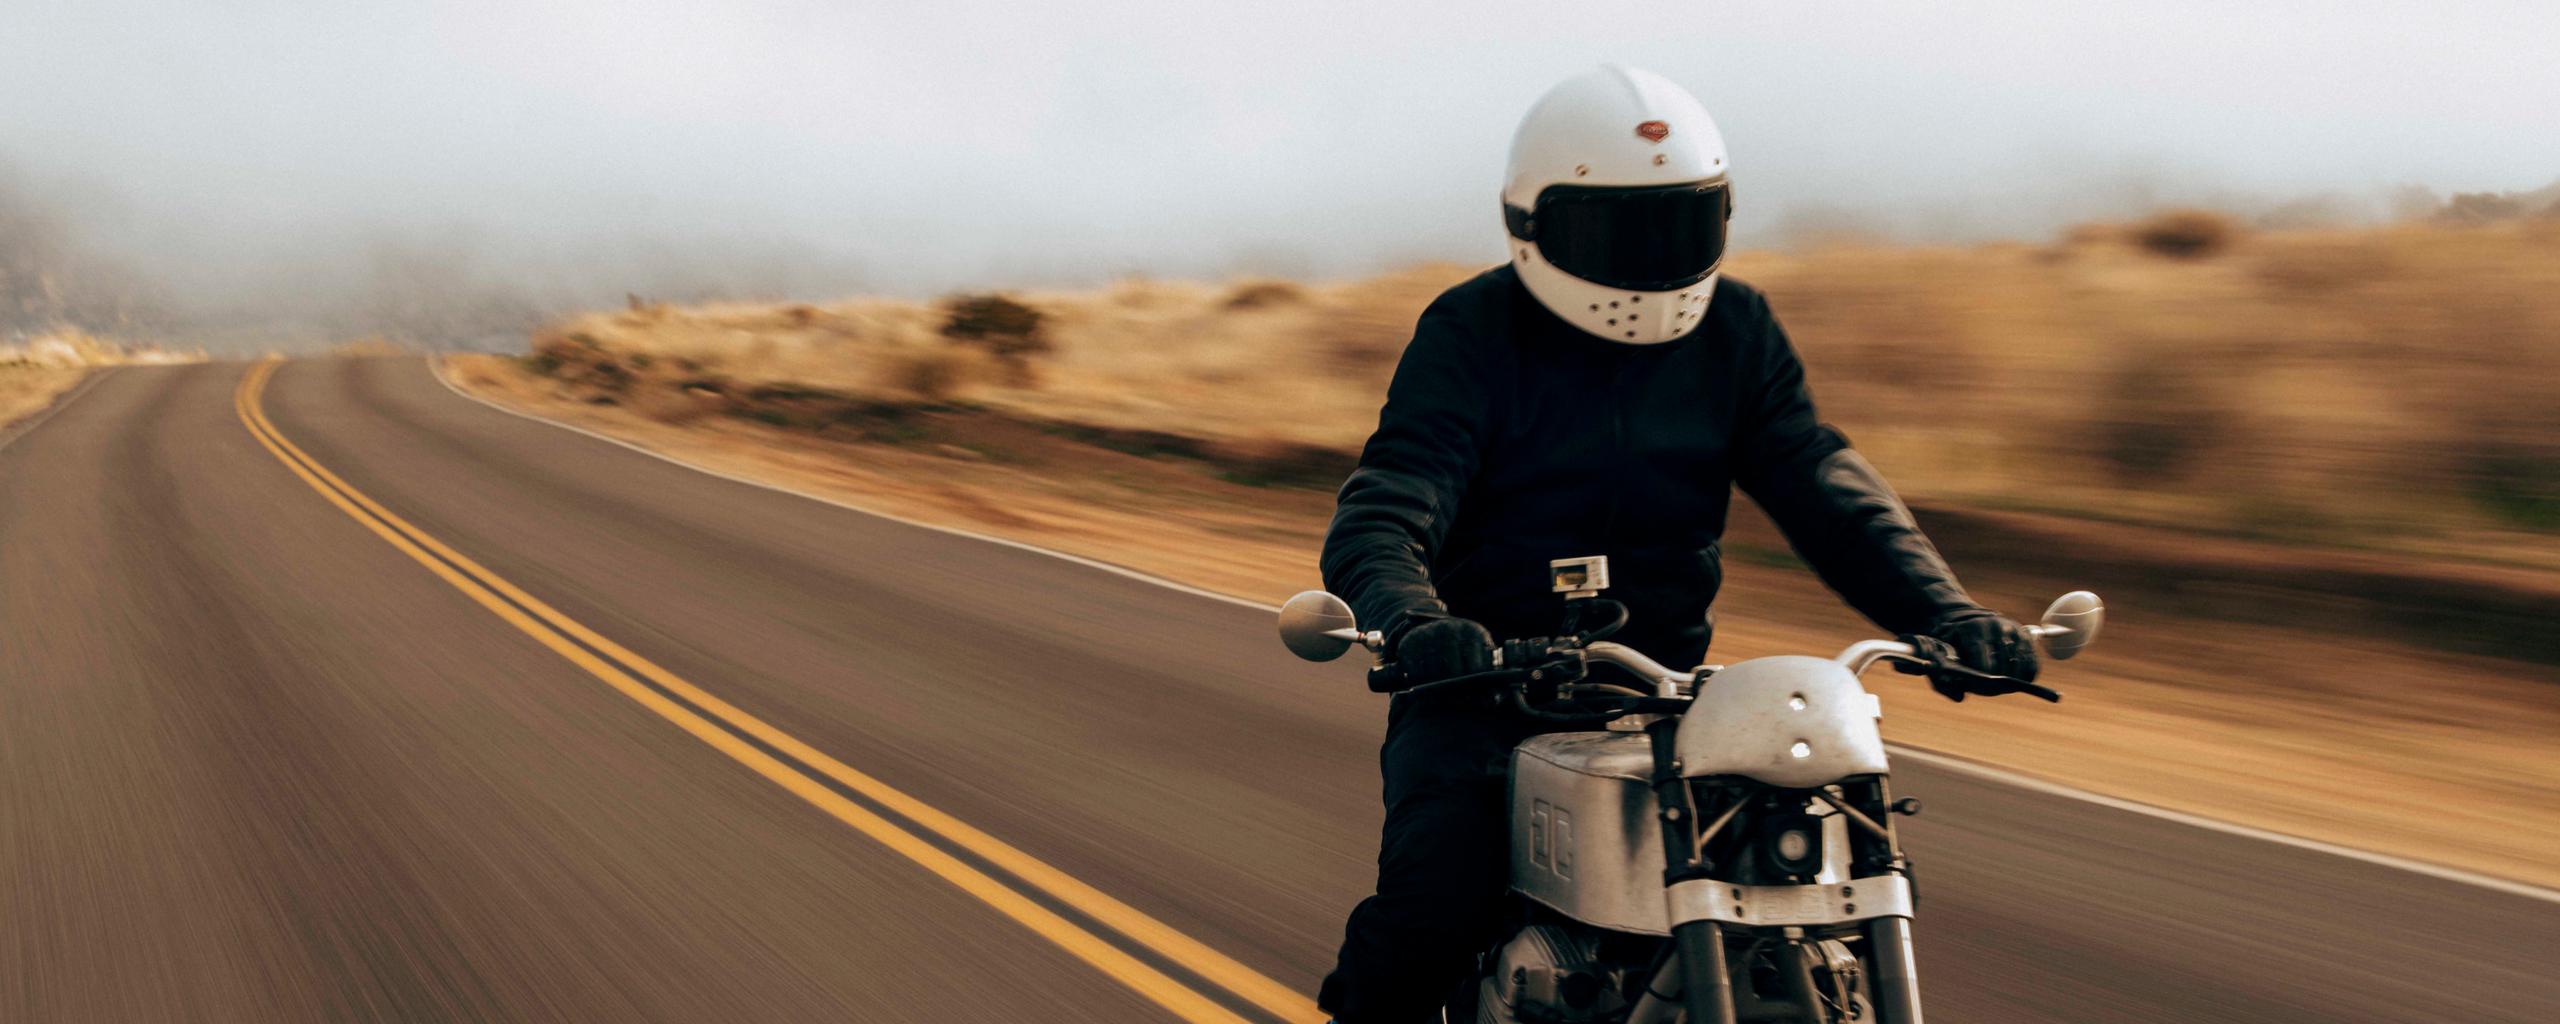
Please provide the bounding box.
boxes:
[440,192,2560,884]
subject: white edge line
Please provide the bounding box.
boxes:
[0,366,114,454]
[426,354,2560,906]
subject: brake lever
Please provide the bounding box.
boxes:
[1891,635,2062,703]
[1939,664,2061,703]
[1980,673,2063,703]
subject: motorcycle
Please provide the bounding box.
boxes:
[1279,556,2103,1024]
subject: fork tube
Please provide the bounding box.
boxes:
[1643,716,1701,880]
[1646,717,1736,1024]
[1644,717,1692,857]
[1624,955,1684,1024]
[1851,774,1924,1022]
[1865,917,1924,1023]
[1675,921,1738,1024]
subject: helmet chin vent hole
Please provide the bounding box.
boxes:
[1629,313,1638,320]
[1607,319,1617,326]
[1629,295,1641,302]
[1625,331,1637,338]
[1608,300,1619,308]
[1589,304,1600,311]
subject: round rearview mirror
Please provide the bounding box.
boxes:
[1278,590,1360,662]
[2037,591,2105,661]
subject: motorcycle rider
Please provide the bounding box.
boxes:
[1316,65,2041,1022]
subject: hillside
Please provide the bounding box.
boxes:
[512,215,2560,566]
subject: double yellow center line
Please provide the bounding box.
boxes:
[235,360,1319,1024]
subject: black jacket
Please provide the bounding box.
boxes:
[1322,265,1981,670]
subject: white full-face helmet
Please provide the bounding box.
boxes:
[1503,65,1733,344]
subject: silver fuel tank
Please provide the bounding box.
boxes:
[1509,730,1673,936]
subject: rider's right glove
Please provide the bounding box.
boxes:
[1919,610,2040,701]
[1392,616,1496,685]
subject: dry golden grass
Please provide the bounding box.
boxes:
[1746,218,2560,562]
[0,328,200,428]
[545,265,1466,455]
[0,366,87,428]
[540,219,2560,564]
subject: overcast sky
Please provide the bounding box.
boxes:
[6,0,2557,302]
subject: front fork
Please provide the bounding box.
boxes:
[1646,718,1738,1024]
[1864,916,1924,1022]
[1644,719,1925,1024]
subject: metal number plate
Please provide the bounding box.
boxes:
[1665,875,1913,928]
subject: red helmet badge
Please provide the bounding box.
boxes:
[1635,120,1671,143]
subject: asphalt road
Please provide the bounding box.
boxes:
[2,358,2553,1022]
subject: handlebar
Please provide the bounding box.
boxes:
[1373,628,2071,704]
[1369,637,1697,696]
[1317,590,2099,709]
[1387,656,1695,727]
[1292,587,2100,719]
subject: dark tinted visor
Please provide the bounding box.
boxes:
[1526,180,1730,291]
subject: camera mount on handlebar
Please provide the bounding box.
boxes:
[1368,557,1696,720]
[1387,628,1696,728]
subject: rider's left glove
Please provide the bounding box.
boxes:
[1924,610,2040,701]
[1392,616,1496,685]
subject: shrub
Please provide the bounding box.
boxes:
[940,294,1047,353]
[890,349,976,403]
[2131,209,2240,259]
[1222,279,1305,310]
[2468,445,2560,532]
[2089,358,2230,484]
[939,293,1050,384]
[522,329,586,375]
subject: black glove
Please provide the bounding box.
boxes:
[1923,610,2040,701]
[1392,616,1496,685]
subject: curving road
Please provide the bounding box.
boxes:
[1,358,2553,1022]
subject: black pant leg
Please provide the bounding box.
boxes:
[1319,695,1536,1023]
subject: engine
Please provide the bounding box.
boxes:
[1476,925,1629,1024]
